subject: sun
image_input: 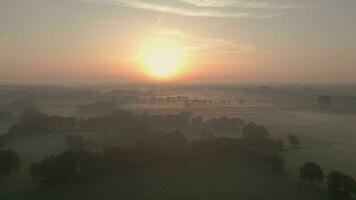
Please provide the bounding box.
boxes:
[138,38,184,80]
[143,48,180,78]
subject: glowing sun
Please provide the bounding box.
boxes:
[138,38,184,80]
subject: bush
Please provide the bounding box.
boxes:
[0,150,21,175]
[263,154,285,173]
[30,151,105,182]
[288,134,300,147]
[327,171,356,199]
[65,134,97,152]
[299,162,324,183]
[242,122,269,140]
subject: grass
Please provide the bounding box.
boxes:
[24,160,329,200]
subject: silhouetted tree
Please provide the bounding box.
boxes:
[299,162,324,183]
[7,113,52,137]
[264,154,285,173]
[6,109,153,140]
[242,122,269,140]
[148,131,189,162]
[150,131,187,148]
[0,150,21,176]
[9,97,34,114]
[288,134,300,147]
[103,146,136,169]
[30,150,104,182]
[20,105,40,120]
[241,122,279,152]
[191,137,239,160]
[0,111,12,121]
[200,129,214,140]
[191,116,204,130]
[327,171,356,200]
[206,117,244,132]
[65,134,96,152]
[318,95,333,110]
[264,138,284,152]
[0,136,4,149]
[147,112,191,130]
[77,100,117,117]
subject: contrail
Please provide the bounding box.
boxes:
[153,6,167,31]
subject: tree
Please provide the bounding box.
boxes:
[65,134,97,152]
[0,150,21,175]
[327,171,356,200]
[241,122,269,140]
[288,134,300,147]
[0,111,12,121]
[200,129,214,140]
[77,100,117,117]
[20,105,40,120]
[30,150,104,182]
[206,117,244,132]
[299,162,324,183]
[150,131,188,149]
[191,116,204,130]
[264,138,284,152]
[7,113,51,137]
[318,95,333,110]
[9,97,34,114]
[103,146,135,169]
[264,154,285,173]
[191,137,239,160]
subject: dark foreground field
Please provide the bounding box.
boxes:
[1,160,328,200]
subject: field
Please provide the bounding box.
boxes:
[1,88,356,199]
[133,102,356,179]
[6,161,329,200]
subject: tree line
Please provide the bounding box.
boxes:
[29,121,286,184]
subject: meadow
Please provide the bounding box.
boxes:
[0,85,355,199]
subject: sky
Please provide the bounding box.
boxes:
[0,0,356,83]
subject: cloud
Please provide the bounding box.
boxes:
[76,0,296,18]
[0,36,10,43]
[118,30,261,64]
[155,30,259,55]
[178,0,299,9]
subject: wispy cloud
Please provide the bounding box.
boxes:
[155,30,259,55]
[0,36,10,44]
[179,0,299,9]
[119,29,261,63]
[76,0,297,18]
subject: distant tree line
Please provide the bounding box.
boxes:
[318,94,356,113]
[5,107,356,199]
[3,110,245,141]
[77,100,118,117]
[191,116,244,133]
[4,110,153,141]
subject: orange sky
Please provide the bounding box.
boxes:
[1,0,356,83]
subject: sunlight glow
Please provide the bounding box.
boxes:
[138,38,184,80]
